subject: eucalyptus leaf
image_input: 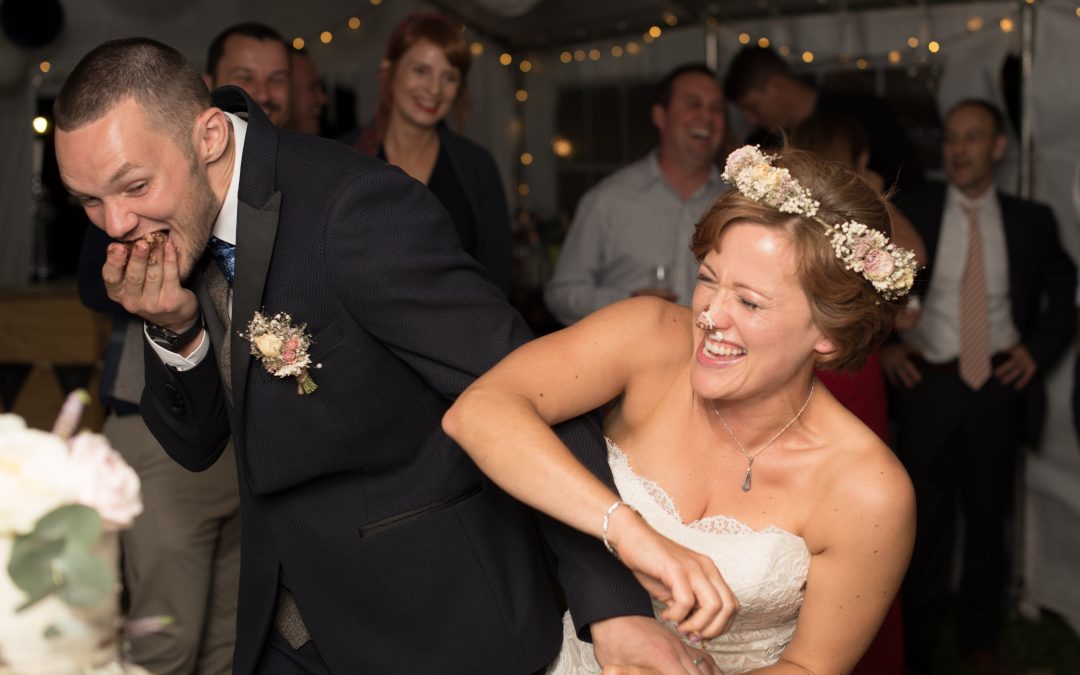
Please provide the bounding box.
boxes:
[8,534,64,605]
[55,548,112,608]
[33,505,102,550]
[15,583,61,612]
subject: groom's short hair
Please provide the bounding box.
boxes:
[54,37,211,153]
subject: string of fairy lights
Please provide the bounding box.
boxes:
[29,0,1080,198]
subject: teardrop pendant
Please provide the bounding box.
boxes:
[740,463,752,492]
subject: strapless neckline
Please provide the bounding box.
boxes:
[605,437,806,542]
[548,437,813,674]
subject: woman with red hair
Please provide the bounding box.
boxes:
[348,11,513,296]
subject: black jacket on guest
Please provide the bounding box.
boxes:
[897,181,1077,444]
[340,123,514,297]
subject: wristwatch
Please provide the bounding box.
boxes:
[145,316,204,352]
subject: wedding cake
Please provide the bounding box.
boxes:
[0,393,144,674]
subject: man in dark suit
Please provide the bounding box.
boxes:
[882,99,1076,673]
[53,38,729,674]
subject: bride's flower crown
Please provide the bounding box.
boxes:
[721,145,917,300]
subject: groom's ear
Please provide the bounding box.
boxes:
[193,108,230,167]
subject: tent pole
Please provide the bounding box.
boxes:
[705,21,718,72]
[1019,0,1035,200]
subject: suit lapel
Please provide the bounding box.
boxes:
[211,85,283,442]
[997,192,1022,296]
[232,192,281,426]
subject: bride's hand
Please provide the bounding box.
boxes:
[606,506,738,638]
[592,615,725,674]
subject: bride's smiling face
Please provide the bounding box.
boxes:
[689,222,833,402]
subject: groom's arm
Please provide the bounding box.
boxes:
[326,162,728,670]
[543,415,654,634]
[325,165,653,626]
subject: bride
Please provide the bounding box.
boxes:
[443,145,916,673]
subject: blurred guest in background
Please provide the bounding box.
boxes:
[884,99,1075,674]
[544,63,727,326]
[284,48,326,136]
[790,111,925,675]
[344,11,512,297]
[1073,164,1080,443]
[791,111,925,436]
[77,225,239,675]
[724,46,922,191]
[204,22,291,127]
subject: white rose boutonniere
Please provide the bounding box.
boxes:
[242,311,318,395]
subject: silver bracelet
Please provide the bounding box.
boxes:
[602,499,633,558]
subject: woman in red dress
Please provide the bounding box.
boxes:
[793,114,925,675]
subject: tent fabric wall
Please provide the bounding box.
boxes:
[1021,0,1080,637]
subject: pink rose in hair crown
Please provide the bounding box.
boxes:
[850,235,876,261]
[862,248,896,281]
[67,431,143,530]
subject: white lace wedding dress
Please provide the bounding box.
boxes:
[548,440,811,674]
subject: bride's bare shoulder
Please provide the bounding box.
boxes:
[807,412,915,545]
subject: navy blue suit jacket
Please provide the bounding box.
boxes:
[141,87,650,674]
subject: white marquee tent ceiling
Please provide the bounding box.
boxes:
[428,0,977,49]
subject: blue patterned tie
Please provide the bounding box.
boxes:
[207,236,236,285]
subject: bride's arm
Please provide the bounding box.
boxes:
[752,446,916,674]
[443,297,737,638]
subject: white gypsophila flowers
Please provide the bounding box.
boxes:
[721,145,917,300]
[722,145,820,217]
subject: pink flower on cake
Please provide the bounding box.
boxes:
[67,432,143,530]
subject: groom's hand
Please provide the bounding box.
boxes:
[103,239,198,333]
[606,507,737,638]
[591,616,723,674]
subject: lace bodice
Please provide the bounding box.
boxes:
[548,440,811,674]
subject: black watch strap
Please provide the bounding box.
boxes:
[146,316,204,352]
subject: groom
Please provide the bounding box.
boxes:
[53,38,717,673]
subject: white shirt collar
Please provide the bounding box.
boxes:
[645,149,723,196]
[210,112,247,246]
[946,181,996,211]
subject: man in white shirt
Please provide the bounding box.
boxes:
[883,100,1076,673]
[544,63,727,326]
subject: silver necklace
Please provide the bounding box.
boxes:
[710,380,815,492]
